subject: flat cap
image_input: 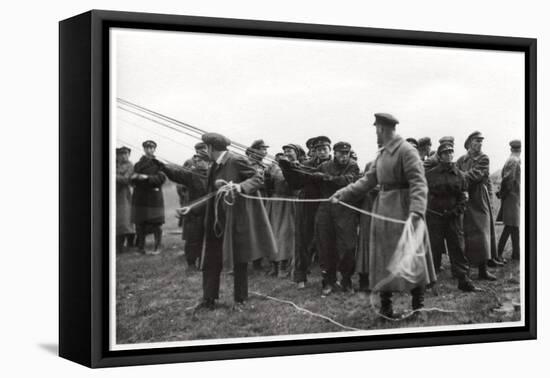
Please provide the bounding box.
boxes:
[437,143,454,156]
[306,137,318,149]
[373,113,399,127]
[333,141,352,152]
[194,142,207,150]
[438,136,455,145]
[116,146,131,154]
[464,131,484,149]
[418,137,432,148]
[202,132,231,150]
[406,138,419,149]
[250,139,270,149]
[509,139,521,149]
[314,136,332,149]
[142,140,157,148]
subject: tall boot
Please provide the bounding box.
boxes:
[135,225,146,254]
[358,273,370,293]
[278,260,289,278]
[266,261,278,277]
[411,286,425,311]
[511,226,520,260]
[152,226,162,255]
[478,263,497,281]
[380,291,394,319]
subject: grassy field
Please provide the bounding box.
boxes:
[115,183,521,345]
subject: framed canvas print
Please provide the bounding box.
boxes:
[59,10,536,368]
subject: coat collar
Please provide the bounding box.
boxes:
[382,135,404,155]
[216,150,230,165]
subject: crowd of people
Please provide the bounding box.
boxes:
[115,112,522,318]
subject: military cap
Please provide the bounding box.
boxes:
[194,142,207,151]
[314,136,332,149]
[406,138,419,149]
[437,143,454,156]
[509,139,521,149]
[306,137,318,150]
[193,149,210,161]
[201,132,231,150]
[116,146,131,154]
[350,150,358,160]
[250,139,270,150]
[373,113,399,127]
[142,140,157,148]
[418,137,432,148]
[438,136,455,146]
[464,131,484,149]
[282,143,299,153]
[333,141,352,152]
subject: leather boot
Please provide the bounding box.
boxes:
[380,292,394,318]
[411,286,425,311]
[358,274,370,293]
[478,263,497,281]
[457,276,476,292]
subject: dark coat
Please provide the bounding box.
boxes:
[131,156,166,225]
[456,151,497,264]
[162,163,209,244]
[201,151,277,271]
[425,162,468,216]
[499,154,521,227]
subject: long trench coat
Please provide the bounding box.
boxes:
[338,135,436,291]
[456,151,497,264]
[116,160,134,235]
[131,156,166,225]
[355,161,379,274]
[201,151,277,272]
[500,154,521,227]
[265,164,297,262]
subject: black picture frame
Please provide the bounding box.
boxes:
[59,9,537,368]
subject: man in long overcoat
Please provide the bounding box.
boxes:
[194,132,277,310]
[331,113,436,318]
[497,139,521,260]
[159,150,210,269]
[131,140,166,255]
[116,146,134,252]
[456,131,499,280]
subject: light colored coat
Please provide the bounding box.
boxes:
[500,154,521,227]
[116,160,134,235]
[338,135,436,291]
[456,151,497,264]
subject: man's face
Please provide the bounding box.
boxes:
[257,146,268,158]
[283,147,297,162]
[144,146,156,157]
[470,138,483,153]
[195,158,209,170]
[375,124,384,146]
[334,150,350,165]
[440,150,454,163]
[316,145,330,160]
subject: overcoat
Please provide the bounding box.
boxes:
[355,161,379,274]
[265,164,298,262]
[201,151,277,272]
[500,155,521,227]
[456,151,497,264]
[131,156,166,225]
[116,160,134,235]
[337,135,436,291]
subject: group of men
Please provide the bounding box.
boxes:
[115,112,521,317]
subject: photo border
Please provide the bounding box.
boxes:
[59,9,536,368]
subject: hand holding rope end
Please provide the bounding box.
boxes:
[329,190,344,204]
[177,206,191,217]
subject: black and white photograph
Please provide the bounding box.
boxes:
[109,25,527,351]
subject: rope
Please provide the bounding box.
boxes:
[250,291,364,332]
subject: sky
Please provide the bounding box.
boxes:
[112,28,524,171]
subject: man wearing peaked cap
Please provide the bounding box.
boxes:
[194,142,207,151]
[312,141,360,294]
[497,139,522,261]
[457,131,500,278]
[406,138,419,149]
[425,143,476,292]
[331,112,435,317]
[131,140,166,255]
[417,137,433,161]
[439,136,455,146]
[306,137,318,159]
[116,146,135,253]
[425,136,455,170]
[201,132,231,150]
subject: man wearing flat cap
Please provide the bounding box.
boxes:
[190,132,277,310]
[305,137,318,159]
[278,136,332,288]
[425,143,475,291]
[457,131,500,279]
[158,150,210,269]
[331,113,436,318]
[116,146,135,252]
[131,140,166,255]
[496,139,521,261]
[311,141,360,294]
